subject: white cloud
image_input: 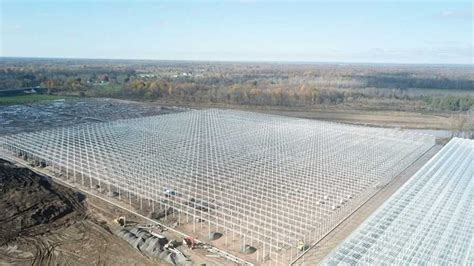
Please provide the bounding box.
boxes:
[439,10,472,19]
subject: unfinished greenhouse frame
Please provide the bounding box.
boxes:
[321,138,474,265]
[0,109,435,264]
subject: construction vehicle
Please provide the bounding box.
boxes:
[113,216,126,227]
[297,240,309,251]
[183,236,197,249]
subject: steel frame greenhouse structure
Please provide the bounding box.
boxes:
[0,109,435,263]
[322,138,474,265]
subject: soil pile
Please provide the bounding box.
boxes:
[0,159,85,242]
[0,160,157,265]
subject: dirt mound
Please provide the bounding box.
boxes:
[0,159,85,242]
[0,159,157,265]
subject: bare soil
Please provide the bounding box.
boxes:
[151,100,458,130]
[0,159,159,266]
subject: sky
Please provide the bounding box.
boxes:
[1,0,472,64]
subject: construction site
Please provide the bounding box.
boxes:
[1,0,473,262]
[0,105,439,265]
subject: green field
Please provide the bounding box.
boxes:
[88,84,124,97]
[0,94,66,105]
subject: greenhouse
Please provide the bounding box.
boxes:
[321,138,474,265]
[0,109,435,263]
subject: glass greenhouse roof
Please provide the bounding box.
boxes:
[322,138,474,265]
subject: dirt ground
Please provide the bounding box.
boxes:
[0,98,184,135]
[0,97,463,135]
[151,100,459,130]
[0,157,241,266]
[0,159,164,266]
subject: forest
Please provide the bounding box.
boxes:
[0,58,473,112]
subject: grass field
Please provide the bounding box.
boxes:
[0,94,65,105]
[87,84,124,97]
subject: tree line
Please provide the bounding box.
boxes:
[0,58,473,111]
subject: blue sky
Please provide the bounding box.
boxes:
[1,0,472,64]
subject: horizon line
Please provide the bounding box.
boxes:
[1,55,473,67]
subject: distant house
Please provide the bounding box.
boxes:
[23,88,37,94]
[172,72,193,78]
[138,73,156,78]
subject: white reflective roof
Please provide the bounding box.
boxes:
[322,138,474,265]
